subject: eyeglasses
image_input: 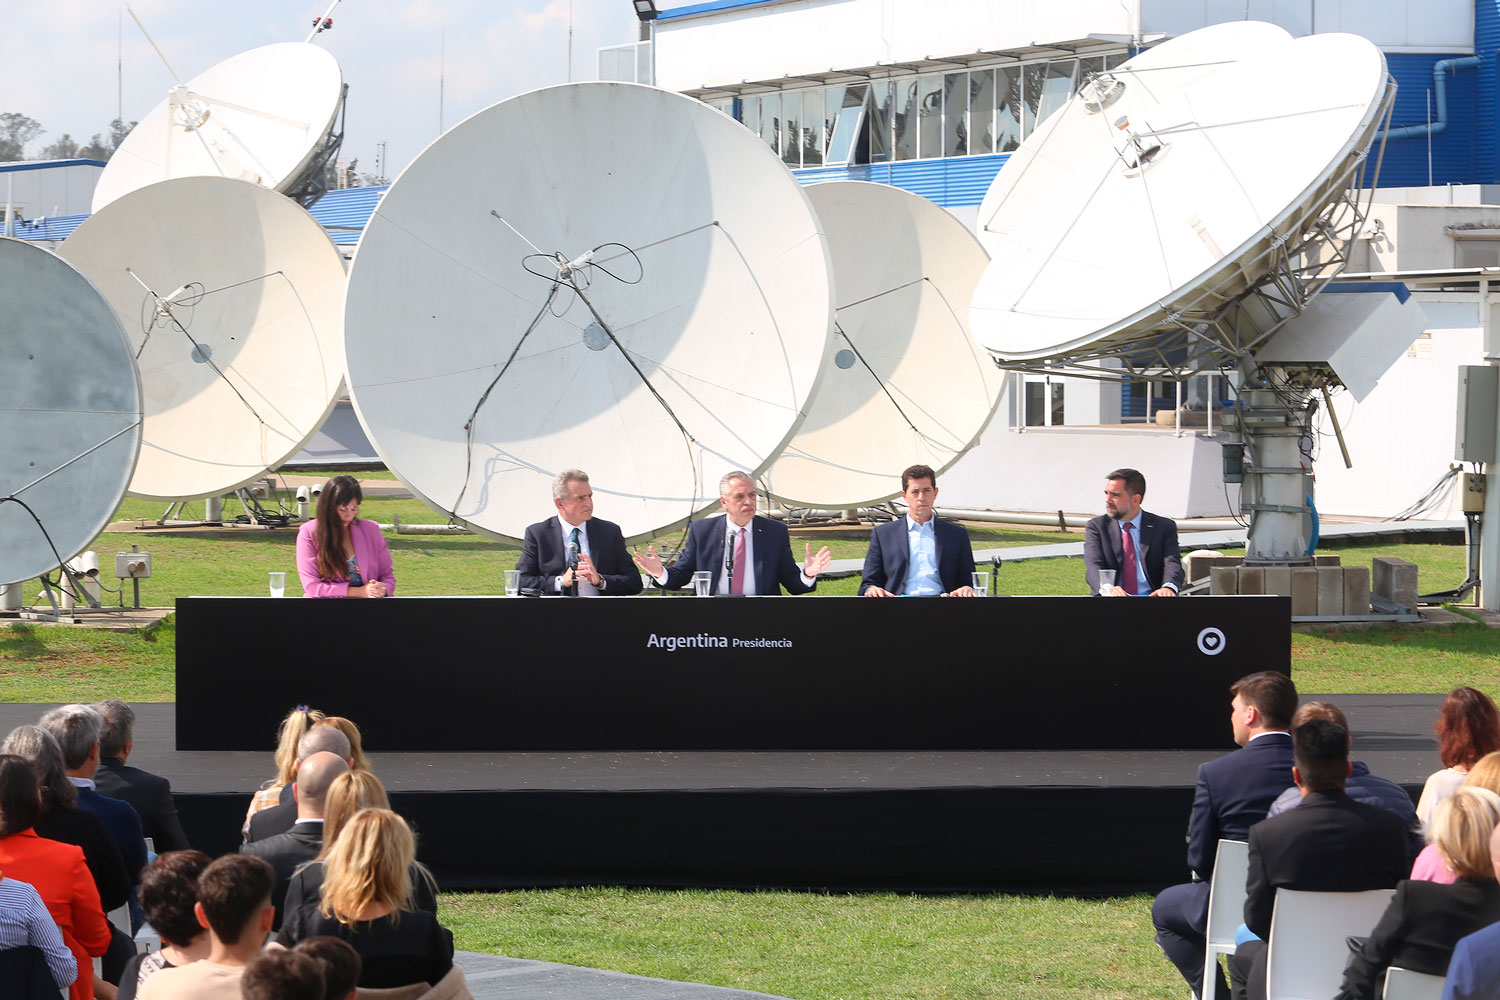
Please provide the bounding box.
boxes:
[336,501,360,512]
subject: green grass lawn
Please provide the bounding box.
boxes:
[6,497,1497,1000]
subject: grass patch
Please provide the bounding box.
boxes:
[0,617,175,702]
[440,888,1177,1000]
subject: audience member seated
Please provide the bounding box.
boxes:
[292,937,362,1000]
[1153,671,1297,1000]
[1336,786,1500,1000]
[284,770,439,918]
[1414,751,1500,885]
[240,751,348,931]
[244,706,325,838]
[0,754,112,1000]
[90,700,190,853]
[0,869,78,993]
[1266,702,1424,861]
[136,854,275,1000]
[2,725,131,914]
[1440,822,1500,1000]
[247,723,356,844]
[1227,718,1410,1000]
[1417,687,1500,830]
[278,809,456,990]
[116,851,211,1000]
[241,948,326,1000]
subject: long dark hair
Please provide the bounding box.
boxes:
[0,754,43,837]
[314,475,363,584]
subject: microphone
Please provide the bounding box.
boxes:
[724,528,735,583]
[567,541,580,596]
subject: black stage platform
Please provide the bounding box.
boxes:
[0,695,1443,895]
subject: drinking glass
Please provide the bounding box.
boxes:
[504,569,520,597]
[692,570,713,597]
[971,571,989,597]
[1098,569,1116,596]
[268,572,285,599]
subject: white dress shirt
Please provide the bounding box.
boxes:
[904,515,942,596]
[554,515,602,596]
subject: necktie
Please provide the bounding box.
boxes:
[1121,522,1139,596]
[730,528,746,595]
[569,527,581,595]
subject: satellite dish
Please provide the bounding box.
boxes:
[762,181,1003,509]
[970,24,1391,373]
[0,238,142,587]
[344,82,834,541]
[60,177,346,502]
[93,42,344,213]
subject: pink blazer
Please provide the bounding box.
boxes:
[296,518,396,598]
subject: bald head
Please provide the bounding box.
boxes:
[294,752,349,819]
[296,723,351,763]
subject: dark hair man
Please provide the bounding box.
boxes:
[1083,467,1183,596]
[91,698,191,853]
[137,854,275,1000]
[860,464,978,597]
[515,468,644,596]
[1152,671,1297,1000]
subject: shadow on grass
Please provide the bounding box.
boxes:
[0,625,47,660]
[1300,624,1500,656]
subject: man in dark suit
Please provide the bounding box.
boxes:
[91,699,191,853]
[241,751,347,931]
[1153,671,1297,1000]
[516,468,643,596]
[1228,718,1409,1000]
[247,724,352,844]
[634,470,832,595]
[1083,467,1183,596]
[859,464,978,597]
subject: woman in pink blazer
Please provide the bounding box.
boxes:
[295,475,397,598]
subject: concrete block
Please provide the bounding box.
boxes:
[1210,566,1238,596]
[1373,557,1419,608]
[1372,557,1396,597]
[1262,567,1292,597]
[1314,554,1342,567]
[1290,568,1319,616]
[1317,567,1344,615]
[1343,565,1371,615]
[1185,551,1238,584]
[1237,566,1265,595]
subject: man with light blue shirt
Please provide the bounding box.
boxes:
[859,464,978,597]
[1083,467,1182,597]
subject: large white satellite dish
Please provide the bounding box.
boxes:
[1,238,142,586]
[970,24,1392,374]
[344,82,834,541]
[93,42,344,213]
[763,181,1002,509]
[60,177,346,501]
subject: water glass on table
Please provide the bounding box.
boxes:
[268,572,285,599]
[1098,569,1116,596]
[504,569,520,597]
[971,571,989,597]
[692,570,713,597]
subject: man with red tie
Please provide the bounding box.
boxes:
[1083,467,1182,597]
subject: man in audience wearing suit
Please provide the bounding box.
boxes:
[1228,718,1410,1000]
[859,464,978,597]
[1264,701,1424,862]
[240,751,348,931]
[1083,467,1183,596]
[91,699,191,852]
[515,468,643,596]
[634,470,832,595]
[1152,671,1297,1000]
[246,724,351,843]
[1441,822,1500,1000]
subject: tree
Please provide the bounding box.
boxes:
[40,133,79,160]
[0,112,44,161]
[77,119,137,161]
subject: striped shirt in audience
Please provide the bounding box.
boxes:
[0,875,77,989]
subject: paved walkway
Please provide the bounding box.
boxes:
[455,952,792,999]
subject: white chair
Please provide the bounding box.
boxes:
[1264,888,1396,1000]
[1383,966,1444,1000]
[1202,839,1251,994]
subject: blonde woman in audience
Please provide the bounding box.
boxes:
[277,809,456,990]
[1337,786,1500,999]
[1412,751,1500,884]
[282,771,437,915]
[1417,687,1500,829]
[242,706,325,836]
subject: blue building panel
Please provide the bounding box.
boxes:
[306,184,389,245]
[1377,53,1482,186]
[659,0,784,21]
[794,154,1011,208]
[1476,0,1500,184]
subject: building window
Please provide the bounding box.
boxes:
[968,69,996,155]
[759,92,780,157]
[996,65,1022,152]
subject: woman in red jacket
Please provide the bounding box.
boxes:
[0,753,112,1000]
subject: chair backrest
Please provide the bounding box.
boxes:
[1265,888,1396,1000]
[1382,967,1445,1000]
[1203,840,1251,985]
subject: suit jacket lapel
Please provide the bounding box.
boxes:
[890,521,909,593]
[1108,518,1123,567]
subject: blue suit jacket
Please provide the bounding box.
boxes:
[1083,510,1183,594]
[858,517,976,595]
[661,515,814,595]
[1185,732,1293,879]
[1442,920,1500,1000]
[76,785,147,886]
[515,516,643,596]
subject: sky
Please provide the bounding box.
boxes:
[3,1,642,180]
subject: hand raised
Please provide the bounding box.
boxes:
[632,545,664,578]
[803,543,832,578]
